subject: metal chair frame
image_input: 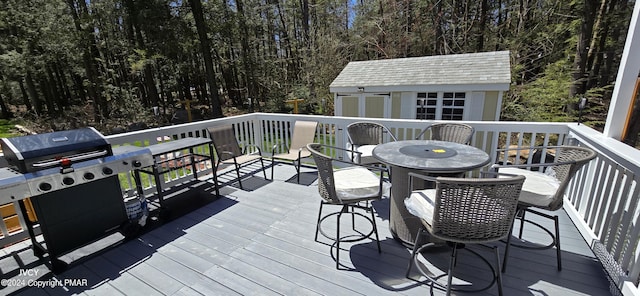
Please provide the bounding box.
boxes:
[270,120,318,183]
[492,145,597,272]
[346,121,397,164]
[307,143,384,269]
[208,125,268,190]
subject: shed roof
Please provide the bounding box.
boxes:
[329,51,511,93]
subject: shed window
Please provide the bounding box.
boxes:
[416,92,466,120]
[416,92,438,120]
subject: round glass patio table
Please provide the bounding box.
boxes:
[372,140,492,245]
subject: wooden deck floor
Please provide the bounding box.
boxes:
[1,163,613,295]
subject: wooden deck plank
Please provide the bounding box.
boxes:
[243,232,423,296]
[201,265,281,296]
[214,252,322,296]
[138,250,239,296]
[231,247,364,296]
[82,255,162,296]
[3,165,615,296]
[53,264,125,296]
[100,246,185,295]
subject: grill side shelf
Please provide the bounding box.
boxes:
[133,137,216,218]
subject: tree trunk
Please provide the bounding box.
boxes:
[67,0,107,122]
[39,74,57,115]
[54,61,72,107]
[495,0,505,51]
[18,79,32,111]
[236,0,257,109]
[433,1,444,54]
[600,0,627,86]
[25,71,42,115]
[569,0,598,104]
[477,0,488,52]
[405,0,413,56]
[189,0,224,118]
[0,75,14,118]
[585,0,608,89]
[45,64,63,112]
[0,93,10,119]
[71,73,86,102]
[125,0,160,108]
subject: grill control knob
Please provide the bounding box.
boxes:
[102,167,113,175]
[62,177,75,185]
[133,160,142,168]
[39,182,52,192]
[84,172,95,180]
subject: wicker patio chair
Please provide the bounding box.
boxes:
[307,143,385,269]
[404,172,525,296]
[415,122,475,145]
[346,121,397,164]
[208,125,267,190]
[270,120,318,183]
[491,145,597,272]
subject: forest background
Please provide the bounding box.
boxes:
[0,0,638,145]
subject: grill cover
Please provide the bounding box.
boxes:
[0,127,112,173]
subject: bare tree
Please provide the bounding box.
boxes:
[188,0,224,118]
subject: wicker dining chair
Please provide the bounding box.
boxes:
[307,143,385,269]
[415,122,475,145]
[270,120,318,183]
[405,173,525,296]
[491,145,597,272]
[346,121,397,164]
[207,125,268,190]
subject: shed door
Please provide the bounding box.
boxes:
[364,95,387,118]
[337,93,390,118]
[340,96,359,117]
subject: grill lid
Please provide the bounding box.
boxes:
[2,127,109,160]
[0,127,112,173]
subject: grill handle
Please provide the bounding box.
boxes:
[31,150,109,168]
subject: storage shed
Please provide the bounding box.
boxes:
[329,51,511,121]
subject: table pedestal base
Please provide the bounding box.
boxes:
[389,166,424,246]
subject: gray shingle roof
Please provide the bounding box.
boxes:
[329,51,511,90]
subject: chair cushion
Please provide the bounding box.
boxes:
[273,149,311,161]
[347,144,378,164]
[334,167,381,200]
[221,154,262,165]
[500,167,560,207]
[404,189,436,226]
[356,145,378,164]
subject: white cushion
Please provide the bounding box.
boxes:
[221,154,262,165]
[404,189,437,225]
[334,167,381,200]
[346,144,378,164]
[500,167,560,207]
[356,145,377,164]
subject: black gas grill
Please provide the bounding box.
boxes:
[0,128,154,273]
[1,127,111,173]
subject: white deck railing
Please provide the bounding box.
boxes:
[2,113,639,295]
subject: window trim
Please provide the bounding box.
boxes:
[415,92,468,121]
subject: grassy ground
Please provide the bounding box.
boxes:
[0,119,18,138]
